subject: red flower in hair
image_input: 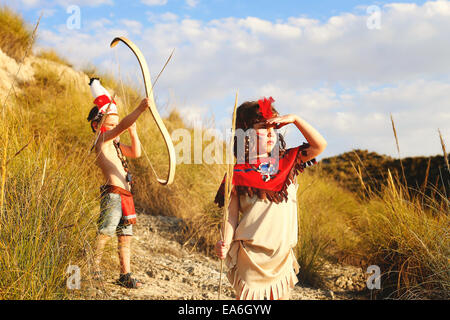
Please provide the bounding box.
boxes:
[258,97,275,120]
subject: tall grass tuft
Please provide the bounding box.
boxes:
[0,6,34,62]
[295,168,364,287]
[0,127,8,224]
[359,171,449,299]
[36,49,73,67]
[0,112,99,299]
[296,131,449,298]
[438,129,449,173]
[0,48,101,299]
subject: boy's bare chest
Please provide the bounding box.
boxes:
[96,143,126,172]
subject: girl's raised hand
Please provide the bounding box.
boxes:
[265,114,298,129]
[215,240,230,260]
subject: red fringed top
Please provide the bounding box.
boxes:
[214,142,317,208]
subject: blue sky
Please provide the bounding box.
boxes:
[16,0,428,25]
[4,0,450,159]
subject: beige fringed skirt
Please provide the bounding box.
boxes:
[226,183,300,300]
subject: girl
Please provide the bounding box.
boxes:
[214,97,327,300]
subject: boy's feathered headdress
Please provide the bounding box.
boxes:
[87,78,118,121]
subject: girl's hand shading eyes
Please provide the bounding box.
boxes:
[265,114,297,129]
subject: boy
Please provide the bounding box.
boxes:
[87,78,149,288]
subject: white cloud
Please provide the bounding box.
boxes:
[186,0,199,8]
[40,8,56,18]
[120,19,143,34]
[89,18,113,30]
[22,0,41,7]
[141,0,168,6]
[160,12,179,21]
[2,0,113,9]
[56,0,114,6]
[147,11,179,24]
[269,79,450,158]
[36,1,450,157]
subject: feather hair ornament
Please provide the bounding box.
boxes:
[258,96,275,120]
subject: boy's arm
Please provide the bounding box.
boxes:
[119,123,142,158]
[100,98,150,143]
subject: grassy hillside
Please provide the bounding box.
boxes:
[318,149,449,201]
[297,166,449,298]
[0,6,448,300]
[0,6,34,62]
[0,6,226,299]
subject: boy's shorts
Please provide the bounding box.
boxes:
[98,186,135,237]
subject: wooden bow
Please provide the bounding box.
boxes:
[110,36,176,185]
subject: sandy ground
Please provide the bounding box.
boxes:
[74,213,371,301]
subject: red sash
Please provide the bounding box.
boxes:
[214,143,317,207]
[100,185,137,225]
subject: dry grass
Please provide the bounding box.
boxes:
[358,171,449,299]
[0,6,34,62]
[129,118,226,256]
[0,110,99,299]
[1,5,447,300]
[439,129,449,173]
[296,135,449,298]
[0,127,8,223]
[295,168,364,287]
[0,50,102,299]
[36,49,72,67]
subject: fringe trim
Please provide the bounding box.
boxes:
[215,142,317,208]
[227,252,300,300]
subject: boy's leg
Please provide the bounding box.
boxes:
[117,234,143,288]
[117,235,131,274]
[93,234,111,274]
[95,193,121,273]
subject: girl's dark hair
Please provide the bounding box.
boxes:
[233,100,286,163]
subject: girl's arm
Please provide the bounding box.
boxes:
[223,192,239,245]
[266,114,327,161]
[291,115,327,161]
[216,192,239,259]
[119,123,142,158]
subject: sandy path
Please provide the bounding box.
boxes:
[77,214,369,300]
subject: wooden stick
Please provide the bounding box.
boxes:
[218,90,239,300]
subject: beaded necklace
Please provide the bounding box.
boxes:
[113,140,133,184]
